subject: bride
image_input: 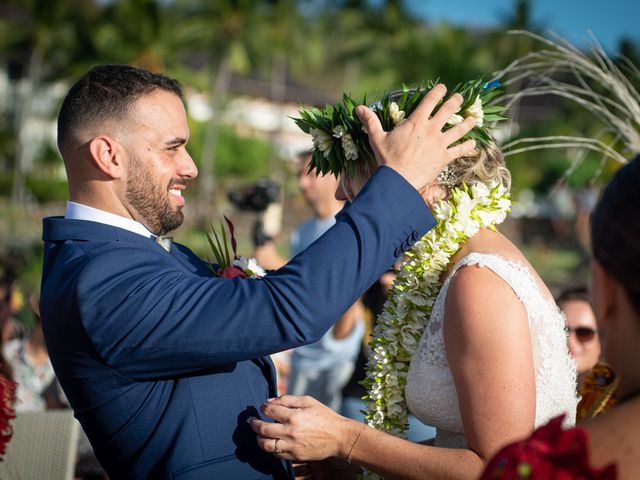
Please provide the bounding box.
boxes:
[249,81,578,479]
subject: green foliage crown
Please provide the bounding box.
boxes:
[294,78,507,178]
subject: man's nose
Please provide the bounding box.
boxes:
[179,150,198,179]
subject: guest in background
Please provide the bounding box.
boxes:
[482,156,640,480]
[558,286,619,421]
[3,294,58,412]
[559,286,602,386]
[255,151,364,409]
[0,277,18,460]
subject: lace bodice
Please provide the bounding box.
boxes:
[405,252,578,448]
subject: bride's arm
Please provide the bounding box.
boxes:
[441,264,536,473]
[252,395,485,479]
[250,264,536,479]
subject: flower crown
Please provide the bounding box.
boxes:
[294,78,507,179]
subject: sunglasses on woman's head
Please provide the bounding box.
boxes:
[568,327,598,342]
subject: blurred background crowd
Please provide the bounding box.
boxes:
[0,0,638,478]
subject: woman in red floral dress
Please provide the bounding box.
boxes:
[0,278,17,460]
[481,156,640,480]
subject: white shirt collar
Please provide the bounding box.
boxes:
[64,201,155,238]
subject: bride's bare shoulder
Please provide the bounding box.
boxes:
[453,228,555,303]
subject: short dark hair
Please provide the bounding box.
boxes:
[591,155,640,315]
[556,285,589,305]
[57,64,183,153]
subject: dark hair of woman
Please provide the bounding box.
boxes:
[590,155,640,315]
[556,285,589,305]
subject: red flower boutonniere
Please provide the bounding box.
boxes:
[206,216,266,279]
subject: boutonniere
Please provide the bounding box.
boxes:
[206,216,266,279]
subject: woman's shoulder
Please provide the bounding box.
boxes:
[450,229,555,307]
[582,400,640,478]
[444,252,529,339]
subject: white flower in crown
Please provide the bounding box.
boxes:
[465,95,484,127]
[447,113,464,126]
[310,128,333,158]
[343,133,359,161]
[390,102,407,126]
[333,125,358,160]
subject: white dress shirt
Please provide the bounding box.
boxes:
[65,201,154,238]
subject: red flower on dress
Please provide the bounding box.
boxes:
[480,415,617,480]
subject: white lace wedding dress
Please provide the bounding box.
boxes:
[405,252,579,448]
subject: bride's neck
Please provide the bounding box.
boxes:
[448,228,493,267]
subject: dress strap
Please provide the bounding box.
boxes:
[445,252,546,310]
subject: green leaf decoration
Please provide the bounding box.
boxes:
[294,77,507,178]
[206,218,241,271]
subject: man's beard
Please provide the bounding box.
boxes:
[126,155,185,235]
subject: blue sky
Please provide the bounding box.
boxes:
[406,0,638,52]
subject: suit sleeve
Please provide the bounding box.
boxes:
[76,167,436,379]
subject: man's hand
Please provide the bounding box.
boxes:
[356,84,476,191]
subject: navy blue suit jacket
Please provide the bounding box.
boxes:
[40,167,435,479]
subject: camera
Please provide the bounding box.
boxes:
[227,178,280,213]
[228,178,281,247]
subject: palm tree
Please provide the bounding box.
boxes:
[170,0,267,214]
[172,0,324,216]
[90,0,186,72]
[0,0,101,204]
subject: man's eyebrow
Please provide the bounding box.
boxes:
[165,137,187,147]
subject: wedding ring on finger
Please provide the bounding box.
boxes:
[273,438,282,456]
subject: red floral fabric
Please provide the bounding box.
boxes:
[480,415,617,480]
[0,374,17,460]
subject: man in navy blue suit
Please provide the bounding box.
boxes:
[40,65,476,479]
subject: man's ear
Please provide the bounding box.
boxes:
[87,135,126,179]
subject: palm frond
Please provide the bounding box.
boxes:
[498,30,640,164]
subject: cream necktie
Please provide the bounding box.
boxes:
[155,235,173,252]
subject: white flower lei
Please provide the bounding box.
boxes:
[360,181,511,479]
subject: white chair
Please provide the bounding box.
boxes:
[0,409,79,480]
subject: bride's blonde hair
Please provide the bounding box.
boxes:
[441,140,511,191]
[339,139,511,201]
